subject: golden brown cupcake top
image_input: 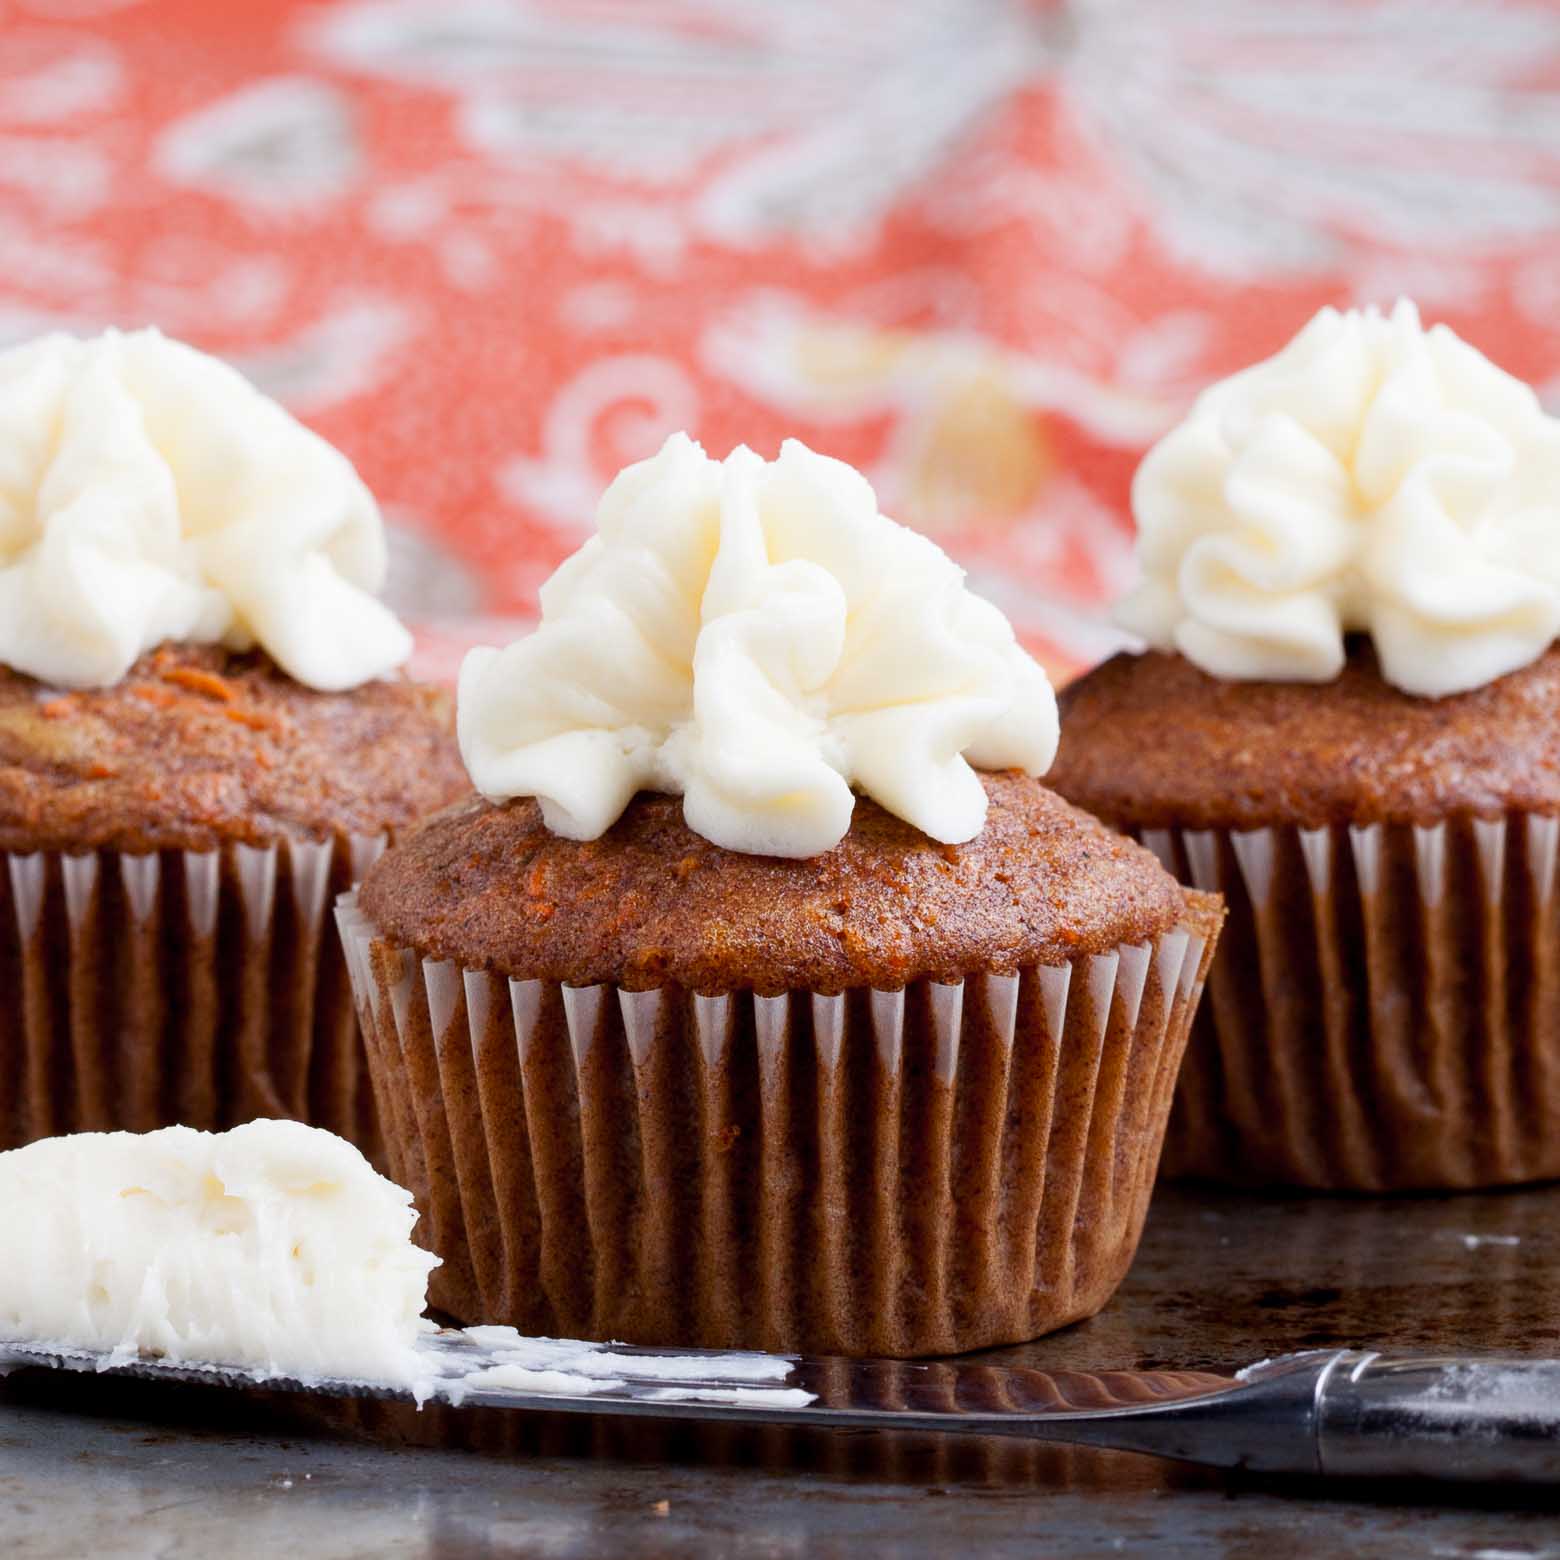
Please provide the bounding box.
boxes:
[0,644,469,853]
[359,771,1190,995]
[1050,640,1560,832]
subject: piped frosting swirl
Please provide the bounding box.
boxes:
[0,328,410,691]
[458,434,1057,858]
[1120,300,1560,698]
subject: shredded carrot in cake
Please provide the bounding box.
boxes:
[129,683,178,709]
[162,665,236,703]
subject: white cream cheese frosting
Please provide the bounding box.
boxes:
[0,1120,438,1385]
[0,328,411,691]
[1118,299,1560,698]
[458,433,1058,858]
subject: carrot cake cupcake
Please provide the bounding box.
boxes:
[339,433,1222,1355]
[0,328,468,1155]
[1049,300,1560,1191]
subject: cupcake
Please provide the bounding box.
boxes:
[0,328,468,1155]
[1048,300,1560,1191]
[338,434,1222,1355]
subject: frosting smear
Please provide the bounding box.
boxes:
[1120,300,1560,698]
[0,1120,438,1385]
[459,434,1058,858]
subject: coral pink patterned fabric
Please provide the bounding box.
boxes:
[5,0,1560,682]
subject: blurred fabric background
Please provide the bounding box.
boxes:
[4,0,1560,681]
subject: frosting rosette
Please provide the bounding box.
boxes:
[458,433,1057,858]
[1119,300,1560,698]
[0,328,410,691]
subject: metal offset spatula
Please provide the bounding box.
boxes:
[5,1330,1560,1486]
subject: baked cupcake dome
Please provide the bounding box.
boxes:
[1051,642,1560,1191]
[360,774,1189,991]
[339,433,1224,1357]
[1051,641,1560,835]
[0,644,464,855]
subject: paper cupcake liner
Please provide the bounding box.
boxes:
[0,833,388,1156]
[335,890,1221,1357]
[1139,815,1560,1190]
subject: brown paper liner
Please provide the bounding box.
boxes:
[1141,815,1560,1191]
[336,890,1222,1357]
[0,834,387,1157]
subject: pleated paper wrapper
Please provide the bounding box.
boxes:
[336,889,1222,1357]
[0,833,389,1157]
[1142,815,1560,1191]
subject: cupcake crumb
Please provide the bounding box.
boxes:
[1449,1233,1520,1250]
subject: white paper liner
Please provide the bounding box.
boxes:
[335,891,1219,1356]
[0,833,387,1154]
[1139,815,1560,1190]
